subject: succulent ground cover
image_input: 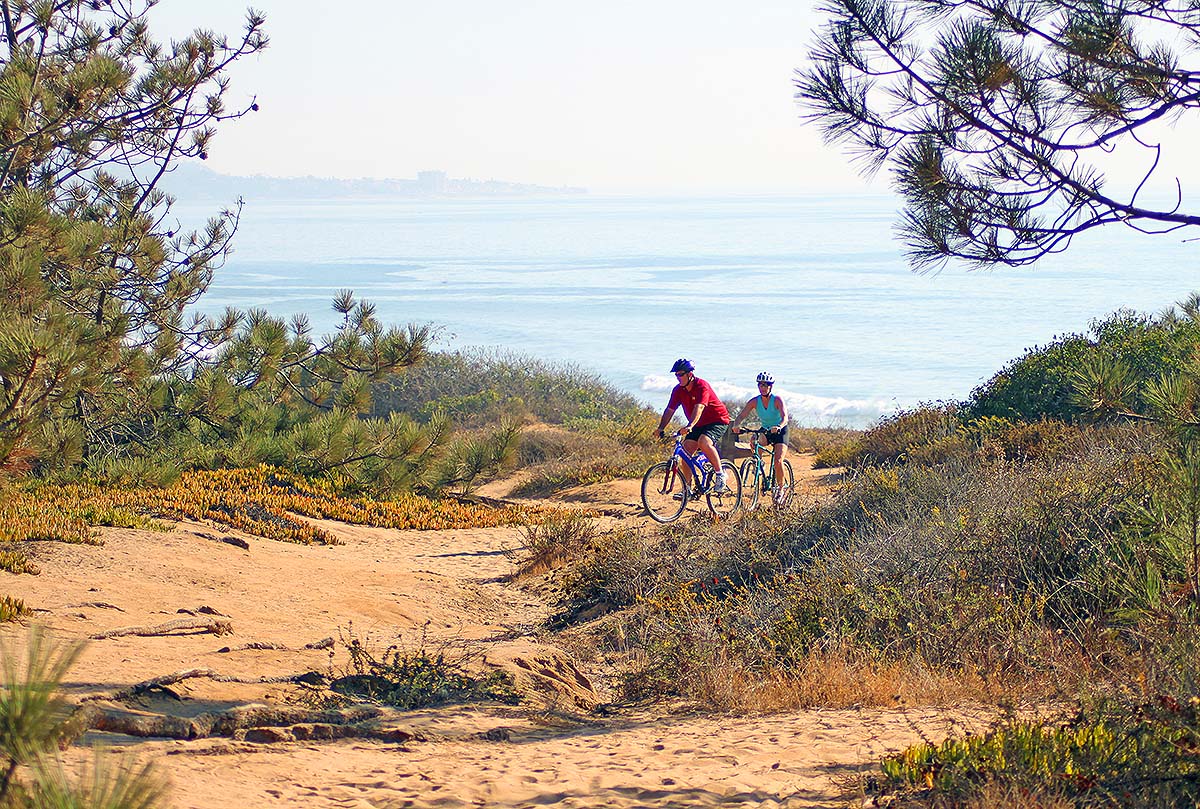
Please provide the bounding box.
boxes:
[0,465,549,555]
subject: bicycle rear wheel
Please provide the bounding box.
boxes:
[641,461,687,523]
[706,460,742,518]
[738,459,761,511]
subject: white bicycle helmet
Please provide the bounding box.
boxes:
[756,371,774,384]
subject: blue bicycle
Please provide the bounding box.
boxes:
[640,434,742,523]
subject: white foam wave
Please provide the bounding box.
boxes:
[641,375,895,427]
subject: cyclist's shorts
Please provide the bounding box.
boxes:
[759,427,789,447]
[687,422,727,443]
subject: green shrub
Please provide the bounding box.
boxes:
[563,421,1175,706]
[876,701,1200,808]
[789,425,864,468]
[0,628,168,807]
[840,403,961,466]
[970,308,1200,423]
[313,634,519,711]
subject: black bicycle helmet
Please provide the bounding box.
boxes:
[756,371,774,384]
[670,358,695,374]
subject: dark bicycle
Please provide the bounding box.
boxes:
[640,434,742,523]
[734,427,795,510]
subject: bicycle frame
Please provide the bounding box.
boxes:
[737,427,794,508]
[741,429,778,484]
[667,436,715,489]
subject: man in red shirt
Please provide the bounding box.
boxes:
[656,358,731,493]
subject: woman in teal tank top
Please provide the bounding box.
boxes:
[729,372,791,504]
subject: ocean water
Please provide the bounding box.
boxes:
[182,194,1200,428]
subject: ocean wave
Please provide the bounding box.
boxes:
[641,375,895,427]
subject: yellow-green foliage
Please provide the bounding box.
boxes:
[2,466,546,547]
[0,595,30,622]
[0,497,97,545]
[879,707,1200,806]
[0,552,39,576]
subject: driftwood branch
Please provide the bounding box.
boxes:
[236,723,418,744]
[216,637,334,653]
[72,702,397,741]
[90,617,233,640]
[196,531,250,550]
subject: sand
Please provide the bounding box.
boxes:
[1,455,981,808]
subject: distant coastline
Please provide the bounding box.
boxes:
[160,164,587,200]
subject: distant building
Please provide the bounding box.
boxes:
[416,170,448,194]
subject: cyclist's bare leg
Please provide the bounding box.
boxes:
[772,441,788,483]
[676,453,695,488]
[769,439,789,501]
[688,435,723,477]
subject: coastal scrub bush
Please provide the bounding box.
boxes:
[374,349,646,427]
[788,425,863,468]
[970,308,1200,423]
[565,420,1182,708]
[511,435,661,496]
[516,511,601,576]
[834,403,962,467]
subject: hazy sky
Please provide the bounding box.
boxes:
[148,1,876,194]
[148,1,1200,198]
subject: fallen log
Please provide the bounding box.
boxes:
[73,703,388,741]
[90,617,232,640]
[215,636,333,654]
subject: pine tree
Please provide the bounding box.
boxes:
[798,0,1200,269]
[0,0,265,469]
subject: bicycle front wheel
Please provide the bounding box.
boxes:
[738,459,761,511]
[641,461,687,523]
[706,460,742,518]
[777,459,796,507]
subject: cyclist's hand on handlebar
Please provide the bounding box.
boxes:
[731,426,741,435]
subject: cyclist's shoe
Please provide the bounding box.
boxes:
[712,472,728,493]
[773,485,790,505]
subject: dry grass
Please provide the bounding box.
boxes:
[515,511,601,577]
[959,783,1075,809]
[633,646,1077,714]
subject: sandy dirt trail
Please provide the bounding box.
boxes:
[2,456,979,808]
